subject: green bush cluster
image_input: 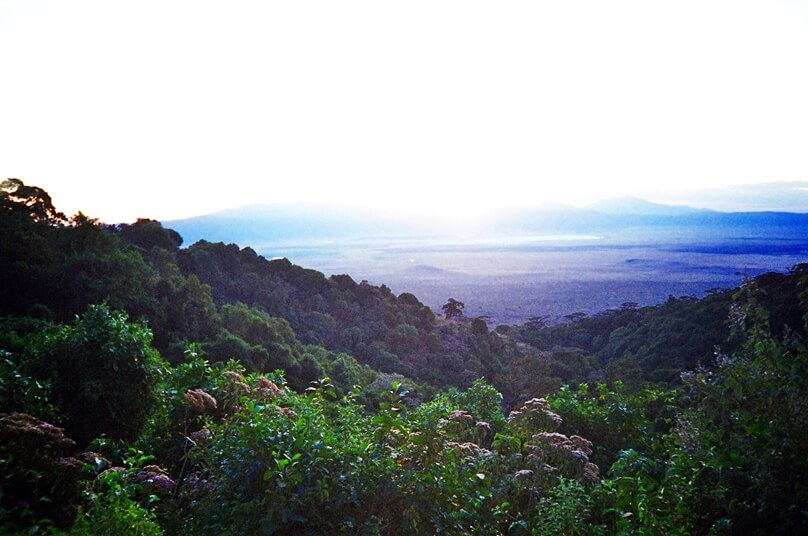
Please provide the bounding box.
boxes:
[2,320,604,534]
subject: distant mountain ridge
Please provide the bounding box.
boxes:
[166,203,434,245]
[166,197,808,248]
[584,196,713,216]
[659,180,808,213]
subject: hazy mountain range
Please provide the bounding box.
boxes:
[655,180,808,213]
[166,194,808,248]
[160,189,808,326]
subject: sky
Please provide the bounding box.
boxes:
[2,0,808,223]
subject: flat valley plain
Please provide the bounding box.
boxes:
[248,224,808,326]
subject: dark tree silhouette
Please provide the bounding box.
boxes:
[471,317,489,336]
[441,298,465,319]
[1,178,66,224]
[564,311,588,323]
[525,315,550,329]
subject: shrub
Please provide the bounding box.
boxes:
[28,304,166,445]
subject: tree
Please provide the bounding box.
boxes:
[471,317,489,336]
[672,282,808,534]
[118,218,183,251]
[564,312,588,323]
[526,315,551,329]
[28,304,165,445]
[1,178,66,224]
[441,298,465,319]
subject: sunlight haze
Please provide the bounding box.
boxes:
[2,0,807,222]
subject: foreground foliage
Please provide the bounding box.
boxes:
[4,296,806,534]
[1,329,603,534]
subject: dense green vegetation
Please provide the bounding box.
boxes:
[2,179,807,534]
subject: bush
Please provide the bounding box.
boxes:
[28,304,166,445]
[69,468,165,536]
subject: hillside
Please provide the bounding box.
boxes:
[2,179,808,534]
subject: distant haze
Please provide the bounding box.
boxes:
[2,1,807,223]
[166,199,808,325]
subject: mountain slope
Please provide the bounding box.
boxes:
[586,196,712,216]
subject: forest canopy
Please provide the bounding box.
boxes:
[2,180,807,534]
